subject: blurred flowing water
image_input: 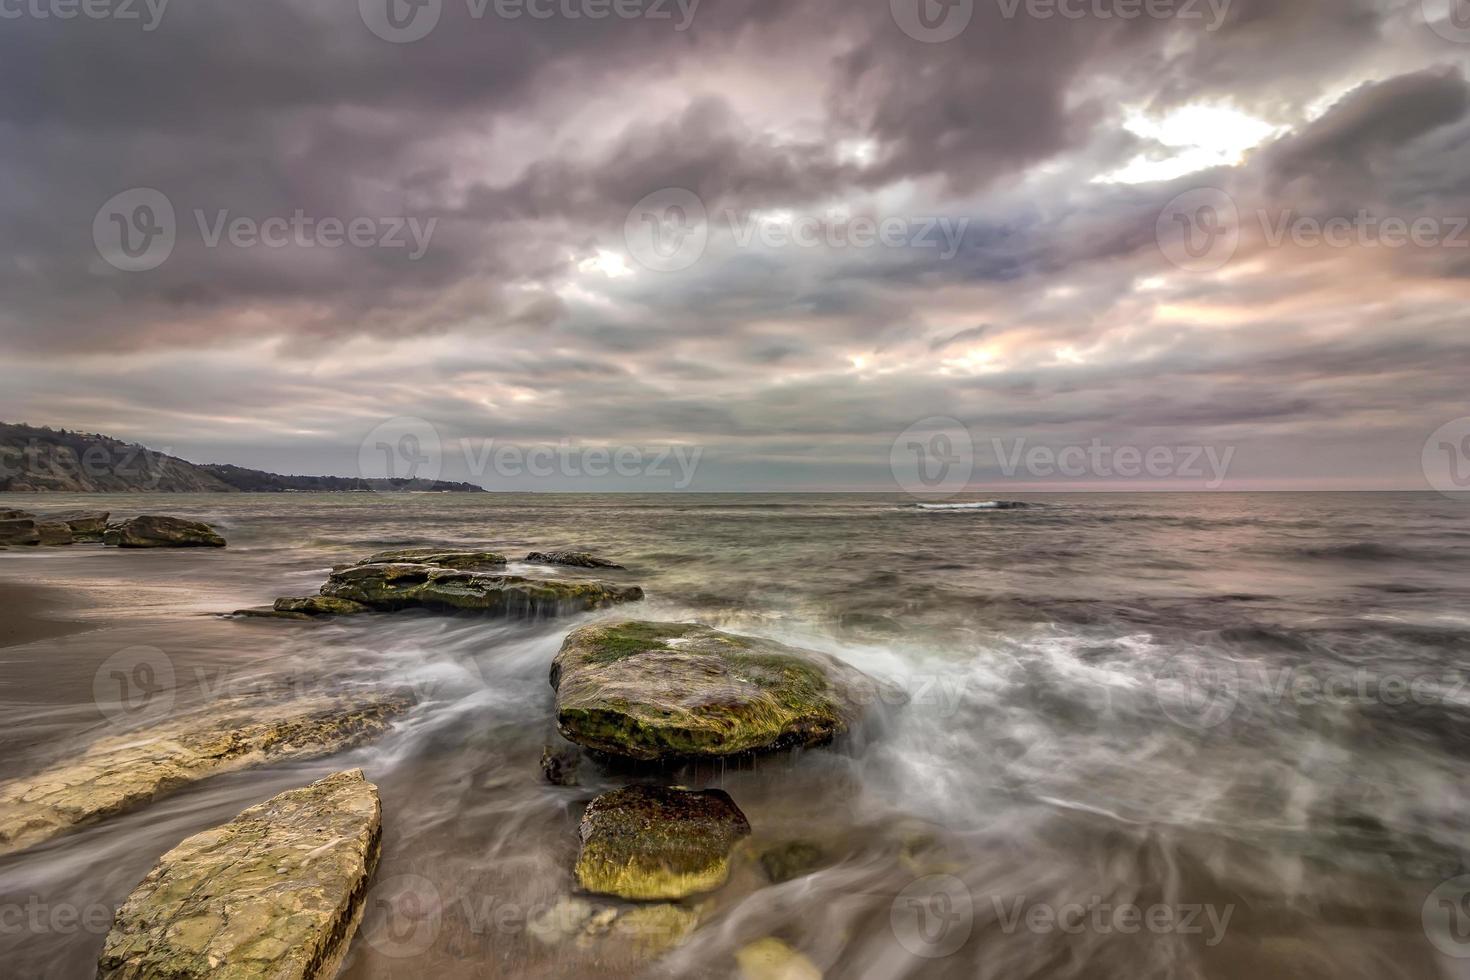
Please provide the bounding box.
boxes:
[0,491,1468,978]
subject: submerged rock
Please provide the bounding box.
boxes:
[0,517,40,546]
[551,621,889,761]
[98,769,381,980]
[575,785,751,900]
[320,562,643,617]
[736,938,823,980]
[355,548,508,570]
[0,691,410,856]
[541,744,582,786]
[0,509,34,520]
[44,509,110,541]
[759,841,828,884]
[525,551,626,570]
[102,515,226,548]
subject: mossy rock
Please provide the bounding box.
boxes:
[321,562,642,617]
[44,510,110,541]
[98,769,381,980]
[273,595,373,616]
[551,621,888,761]
[736,938,822,980]
[0,518,40,546]
[575,785,751,900]
[102,516,226,548]
[356,548,508,570]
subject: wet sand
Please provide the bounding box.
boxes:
[0,578,94,650]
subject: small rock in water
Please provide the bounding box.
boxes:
[552,621,893,761]
[525,551,626,570]
[541,744,581,786]
[273,595,374,616]
[97,769,381,980]
[736,938,823,980]
[35,521,75,545]
[576,785,751,900]
[102,515,226,548]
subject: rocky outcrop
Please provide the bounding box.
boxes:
[36,521,75,545]
[103,516,227,548]
[43,509,110,540]
[98,769,381,980]
[320,562,642,617]
[0,517,41,546]
[551,621,890,761]
[575,786,751,900]
[525,551,626,570]
[274,596,373,616]
[0,691,410,856]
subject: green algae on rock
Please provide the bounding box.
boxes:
[98,769,381,980]
[575,785,751,900]
[736,937,823,980]
[551,621,889,761]
[0,691,410,857]
[103,515,227,548]
[44,509,110,541]
[273,595,373,616]
[320,562,643,617]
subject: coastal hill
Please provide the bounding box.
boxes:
[0,423,484,493]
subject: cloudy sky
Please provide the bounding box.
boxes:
[2,0,1468,490]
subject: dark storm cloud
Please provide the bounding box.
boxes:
[0,0,1466,488]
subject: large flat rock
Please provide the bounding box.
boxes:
[103,516,226,548]
[319,562,643,617]
[551,621,888,761]
[576,785,751,900]
[98,769,381,980]
[0,692,410,856]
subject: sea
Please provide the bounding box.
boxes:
[0,491,1468,979]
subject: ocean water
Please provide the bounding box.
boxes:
[0,491,1468,979]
